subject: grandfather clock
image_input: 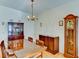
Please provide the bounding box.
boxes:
[64,14,78,58]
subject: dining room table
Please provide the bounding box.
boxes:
[14,39,47,58]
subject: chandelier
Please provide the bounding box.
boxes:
[27,0,38,21]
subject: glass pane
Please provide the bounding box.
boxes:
[8,24,12,32]
[67,20,74,29]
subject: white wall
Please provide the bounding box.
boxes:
[0,5,34,48]
[34,0,79,56]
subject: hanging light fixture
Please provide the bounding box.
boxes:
[27,0,38,21]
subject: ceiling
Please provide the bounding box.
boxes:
[0,0,74,15]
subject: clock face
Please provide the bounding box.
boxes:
[67,20,74,29]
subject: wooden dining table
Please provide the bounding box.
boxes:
[14,40,47,58]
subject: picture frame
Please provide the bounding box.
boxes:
[59,20,63,26]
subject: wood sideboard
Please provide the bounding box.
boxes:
[39,35,59,54]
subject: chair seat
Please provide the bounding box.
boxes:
[6,49,14,56]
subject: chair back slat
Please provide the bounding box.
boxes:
[1,40,6,58]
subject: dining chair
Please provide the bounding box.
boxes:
[36,39,44,47]
[1,40,7,58]
[28,37,33,42]
[1,40,16,58]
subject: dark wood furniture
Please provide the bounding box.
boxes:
[8,40,23,51]
[1,40,6,58]
[36,40,44,47]
[64,14,78,58]
[39,35,59,54]
[8,22,24,51]
[0,40,16,58]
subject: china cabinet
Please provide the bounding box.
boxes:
[8,22,24,50]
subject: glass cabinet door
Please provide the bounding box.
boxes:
[66,20,74,55]
[8,22,24,40]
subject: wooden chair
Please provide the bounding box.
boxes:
[28,37,33,42]
[1,40,7,58]
[36,40,44,47]
[1,40,16,58]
